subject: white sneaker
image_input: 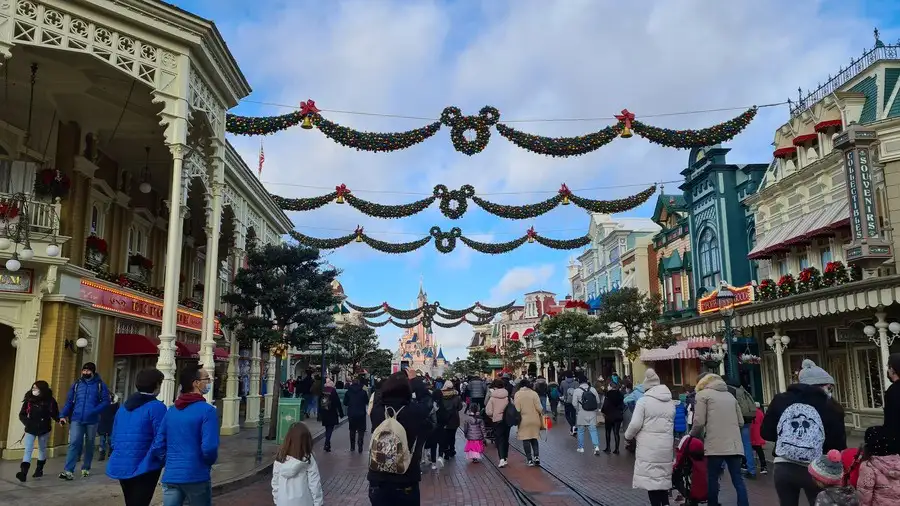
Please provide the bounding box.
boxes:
[431,463,438,470]
[498,458,508,468]
[576,447,585,453]
[437,457,445,468]
[593,446,601,455]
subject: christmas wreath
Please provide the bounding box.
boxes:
[822,261,849,287]
[34,168,71,199]
[757,278,777,301]
[776,274,796,298]
[797,267,821,293]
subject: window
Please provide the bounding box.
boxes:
[798,254,809,270]
[672,275,683,309]
[774,260,788,276]
[820,247,832,267]
[90,205,102,236]
[671,360,683,385]
[0,160,38,194]
[127,226,147,257]
[856,347,885,409]
[698,228,721,290]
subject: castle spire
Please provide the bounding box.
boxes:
[418,274,426,299]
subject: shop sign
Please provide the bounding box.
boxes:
[698,284,755,315]
[0,268,33,293]
[80,280,222,334]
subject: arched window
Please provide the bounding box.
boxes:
[698,228,721,290]
[90,205,100,235]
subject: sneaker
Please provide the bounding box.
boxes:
[526,460,535,467]
[576,447,585,453]
[498,459,508,468]
[533,458,540,466]
[437,457,445,469]
[761,468,769,475]
[58,471,73,481]
[593,447,601,456]
[603,447,611,454]
[473,458,481,463]
[81,470,90,478]
[431,463,438,471]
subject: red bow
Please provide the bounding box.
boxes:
[526,226,537,238]
[336,184,350,196]
[558,183,571,196]
[355,225,364,236]
[300,100,320,116]
[615,109,635,129]
[382,302,389,310]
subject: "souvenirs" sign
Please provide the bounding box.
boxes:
[698,284,755,315]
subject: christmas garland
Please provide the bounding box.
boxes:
[225,100,759,154]
[350,300,515,323]
[273,183,656,220]
[345,301,384,313]
[290,226,590,254]
[360,316,494,329]
[474,301,516,313]
[361,317,394,328]
[436,304,479,319]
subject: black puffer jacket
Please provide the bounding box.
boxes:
[761,383,846,456]
[368,392,431,485]
[19,393,60,436]
[467,378,486,400]
[440,390,462,428]
[343,383,369,419]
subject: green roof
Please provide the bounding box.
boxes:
[651,193,688,225]
[850,76,878,124]
[663,251,683,272]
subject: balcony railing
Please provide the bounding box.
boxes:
[790,37,900,118]
[0,193,61,236]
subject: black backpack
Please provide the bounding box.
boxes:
[503,401,521,426]
[579,387,599,411]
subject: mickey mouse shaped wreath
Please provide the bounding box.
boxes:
[433,184,476,219]
[440,106,500,155]
[430,226,462,253]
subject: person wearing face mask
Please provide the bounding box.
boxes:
[58,362,111,480]
[151,364,219,506]
[762,359,846,506]
[883,353,900,452]
[17,380,59,482]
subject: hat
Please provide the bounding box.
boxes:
[643,369,660,389]
[808,449,844,486]
[82,362,96,373]
[799,359,835,386]
[696,373,722,391]
[442,380,454,391]
[864,425,897,457]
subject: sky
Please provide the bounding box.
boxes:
[172,0,900,363]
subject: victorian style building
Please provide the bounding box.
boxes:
[0,0,291,459]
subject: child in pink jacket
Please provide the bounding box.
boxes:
[857,425,900,506]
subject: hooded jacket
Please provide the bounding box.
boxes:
[601,389,625,423]
[441,388,462,428]
[534,378,549,397]
[572,383,600,426]
[19,392,59,436]
[466,378,486,400]
[60,373,110,424]
[343,383,369,419]
[560,377,578,404]
[690,374,743,456]
[624,385,675,490]
[151,393,219,484]
[319,386,344,427]
[484,387,509,423]
[105,392,167,480]
[815,486,861,506]
[857,455,900,506]
[761,383,847,458]
[271,455,323,506]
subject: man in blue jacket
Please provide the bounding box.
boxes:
[151,364,219,506]
[58,362,110,480]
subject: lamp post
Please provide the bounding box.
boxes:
[322,322,337,381]
[716,281,739,384]
[765,332,791,392]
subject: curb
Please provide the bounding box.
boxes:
[211,417,348,497]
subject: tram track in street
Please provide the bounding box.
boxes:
[505,441,608,506]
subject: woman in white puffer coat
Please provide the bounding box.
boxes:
[624,369,675,506]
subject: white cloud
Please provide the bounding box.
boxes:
[489,264,556,302]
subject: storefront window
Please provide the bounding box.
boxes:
[820,247,832,267]
[698,228,720,290]
[856,347,885,409]
[670,360,683,385]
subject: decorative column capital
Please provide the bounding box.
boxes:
[168,143,188,160]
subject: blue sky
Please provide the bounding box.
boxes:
[172,0,900,361]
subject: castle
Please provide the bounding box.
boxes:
[390,283,446,377]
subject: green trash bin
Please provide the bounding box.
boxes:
[276,398,306,444]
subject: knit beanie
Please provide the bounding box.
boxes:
[442,380,455,391]
[82,362,97,373]
[799,359,835,386]
[643,369,660,389]
[808,449,844,486]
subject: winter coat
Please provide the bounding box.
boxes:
[484,388,509,423]
[814,486,861,506]
[151,393,219,484]
[673,402,688,433]
[514,387,543,440]
[624,384,646,411]
[98,402,119,435]
[689,375,743,456]
[750,408,765,447]
[272,455,323,506]
[343,383,369,419]
[572,384,600,426]
[440,390,462,428]
[463,414,485,441]
[319,387,344,427]
[60,374,111,424]
[367,392,431,485]
[559,377,578,404]
[601,389,625,423]
[843,448,862,488]
[761,383,847,455]
[18,394,59,436]
[106,393,167,480]
[534,378,549,397]
[467,378,487,400]
[625,385,675,491]
[883,381,900,451]
[858,455,900,506]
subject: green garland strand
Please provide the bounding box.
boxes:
[356,309,387,318]
[226,110,303,136]
[361,317,393,328]
[631,107,758,149]
[472,194,563,220]
[475,301,516,313]
[361,234,432,254]
[271,192,337,212]
[312,114,443,152]
[345,301,384,313]
[431,318,467,329]
[345,193,437,219]
[533,232,591,250]
[436,304,478,319]
[384,306,423,319]
[459,235,528,254]
[566,185,657,213]
[289,230,355,249]
[391,319,422,329]
[466,315,496,326]
[495,122,623,157]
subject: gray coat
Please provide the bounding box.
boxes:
[690,374,744,456]
[571,384,600,426]
[467,378,486,399]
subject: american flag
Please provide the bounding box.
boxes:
[257,140,264,177]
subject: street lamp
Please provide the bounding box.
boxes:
[716,281,739,383]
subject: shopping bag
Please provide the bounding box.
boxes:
[543,414,553,429]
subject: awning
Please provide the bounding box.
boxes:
[776,212,822,249]
[176,341,200,359]
[748,203,849,260]
[114,333,159,356]
[748,221,795,259]
[686,337,720,349]
[640,341,699,362]
[509,332,520,341]
[804,200,849,239]
[522,328,534,337]
[214,347,230,362]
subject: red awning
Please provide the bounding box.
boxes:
[509,332,520,341]
[176,341,200,359]
[792,133,818,146]
[523,328,534,337]
[214,347,230,362]
[814,119,842,132]
[773,146,797,159]
[114,333,159,356]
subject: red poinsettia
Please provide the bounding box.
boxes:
[757,278,777,301]
[129,254,153,270]
[86,235,108,255]
[776,274,796,297]
[0,202,19,220]
[822,261,849,287]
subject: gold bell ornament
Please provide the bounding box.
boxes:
[335,184,348,204]
[301,116,314,130]
[615,109,635,139]
[299,99,320,130]
[619,125,633,138]
[526,226,536,244]
[561,194,570,205]
[558,184,571,205]
[355,226,364,243]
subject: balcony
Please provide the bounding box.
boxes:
[0,193,61,236]
[662,299,696,320]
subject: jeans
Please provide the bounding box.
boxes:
[120,469,162,506]
[22,433,49,463]
[522,438,539,462]
[494,421,510,460]
[99,433,111,456]
[368,482,420,506]
[549,398,559,417]
[740,425,755,476]
[162,481,212,506]
[306,395,318,416]
[577,424,599,449]
[539,396,548,412]
[564,404,576,429]
[706,455,749,506]
[773,461,819,506]
[64,421,98,472]
[648,489,670,506]
[324,425,334,448]
[349,416,366,451]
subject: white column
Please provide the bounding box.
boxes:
[157,141,189,405]
[875,310,891,377]
[771,328,788,393]
[4,327,38,456]
[265,353,276,422]
[245,340,261,427]
[199,178,224,402]
[220,249,242,436]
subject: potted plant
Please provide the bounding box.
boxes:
[85,235,108,266]
[739,352,761,365]
[128,254,153,277]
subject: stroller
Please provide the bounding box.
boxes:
[672,436,708,506]
[482,408,496,444]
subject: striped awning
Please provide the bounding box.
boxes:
[748,201,850,260]
[640,341,698,362]
[686,336,720,349]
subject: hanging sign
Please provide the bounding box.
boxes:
[698,284,755,315]
[0,268,33,293]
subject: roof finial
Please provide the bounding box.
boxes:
[875,27,885,48]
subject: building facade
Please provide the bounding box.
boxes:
[0,0,292,459]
